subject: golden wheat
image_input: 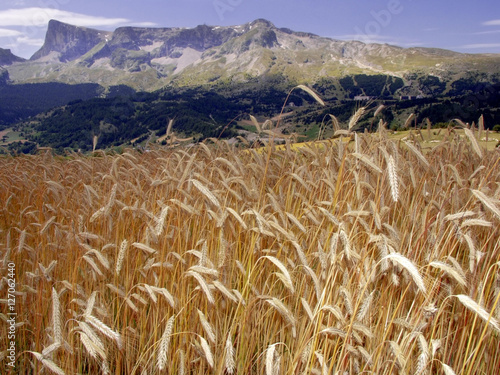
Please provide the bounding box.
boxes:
[1,124,499,374]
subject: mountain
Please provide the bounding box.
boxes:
[30,19,112,62]
[4,19,500,91]
[0,48,25,66]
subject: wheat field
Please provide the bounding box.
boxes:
[1,126,500,374]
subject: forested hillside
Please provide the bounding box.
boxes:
[4,73,500,153]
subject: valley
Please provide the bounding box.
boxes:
[0,18,499,153]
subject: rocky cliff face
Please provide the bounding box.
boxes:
[4,18,500,91]
[0,48,25,66]
[30,19,112,62]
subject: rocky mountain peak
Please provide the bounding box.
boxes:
[30,19,111,62]
[249,19,275,28]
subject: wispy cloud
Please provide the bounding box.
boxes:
[0,28,21,37]
[10,36,45,46]
[483,19,500,26]
[129,22,158,28]
[0,7,129,27]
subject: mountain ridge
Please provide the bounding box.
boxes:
[2,18,500,91]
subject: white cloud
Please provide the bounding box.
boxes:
[14,35,45,46]
[0,7,129,27]
[129,22,158,28]
[483,19,500,26]
[0,28,21,37]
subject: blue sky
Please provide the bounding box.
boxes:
[1,0,500,59]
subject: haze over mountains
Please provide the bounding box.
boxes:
[2,18,500,91]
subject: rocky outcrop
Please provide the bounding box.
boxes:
[30,20,111,62]
[0,48,25,66]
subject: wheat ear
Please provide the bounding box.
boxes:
[189,178,221,209]
[471,190,500,220]
[383,253,426,294]
[52,288,62,344]
[29,352,66,375]
[442,363,457,375]
[197,309,216,344]
[225,336,236,374]
[86,315,122,349]
[296,85,325,106]
[387,155,399,202]
[455,294,500,332]
[250,115,262,133]
[266,343,279,375]
[404,140,430,168]
[115,239,128,275]
[349,107,366,131]
[463,128,483,158]
[199,335,214,368]
[157,315,175,371]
